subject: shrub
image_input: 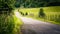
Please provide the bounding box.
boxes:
[25,12,28,15]
[39,8,45,17]
[0,13,23,34]
[0,14,15,34]
[0,0,16,14]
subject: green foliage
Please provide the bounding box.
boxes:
[0,13,23,34]
[0,14,15,34]
[25,12,28,15]
[13,15,23,34]
[54,15,60,23]
[15,0,60,8]
[0,0,16,11]
[19,12,24,16]
[39,8,45,17]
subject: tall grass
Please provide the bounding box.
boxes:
[0,11,23,34]
[0,14,15,34]
[44,12,60,24]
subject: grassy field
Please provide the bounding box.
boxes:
[19,6,60,25]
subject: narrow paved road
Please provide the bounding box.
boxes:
[20,17,60,34]
[14,11,60,34]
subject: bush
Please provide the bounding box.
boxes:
[39,8,45,17]
[0,0,16,14]
[0,13,23,34]
[25,12,28,15]
[0,14,15,34]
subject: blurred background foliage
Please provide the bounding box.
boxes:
[15,0,60,8]
[0,0,16,12]
[0,0,60,8]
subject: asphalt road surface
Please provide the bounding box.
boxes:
[14,11,60,34]
[20,17,60,34]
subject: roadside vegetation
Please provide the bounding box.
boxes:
[0,0,23,34]
[0,11,23,34]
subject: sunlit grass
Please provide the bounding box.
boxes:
[13,11,23,34]
[19,6,60,25]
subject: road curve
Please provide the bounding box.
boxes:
[14,11,60,34]
[20,17,60,34]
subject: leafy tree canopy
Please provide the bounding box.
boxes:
[0,0,16,11]
[15,0,60,8]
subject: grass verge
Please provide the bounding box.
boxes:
[19,6,60,25]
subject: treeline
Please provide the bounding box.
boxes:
[0,0,60,10]
[15,0,60,8]
[0,0,16,11]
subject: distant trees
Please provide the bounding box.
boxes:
[15,0,60,8]
[0,0,16,12]
[47,2,60,6]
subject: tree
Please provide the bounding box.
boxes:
[0,0,16,34]
[39,8,45,17]
[0,0,16,12]
[15,0,60,8]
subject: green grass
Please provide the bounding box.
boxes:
[19,6,60,25]
[13,15,23,34]
[12,10,23,34]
